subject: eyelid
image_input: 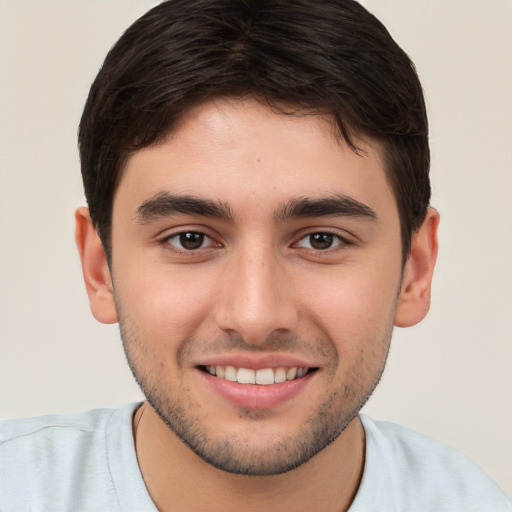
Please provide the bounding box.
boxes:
[295,232,345,249]
[159,226,223,253]
[293,227,353,244]
[165,232,213,249]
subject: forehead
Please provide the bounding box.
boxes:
[114,98,397,221]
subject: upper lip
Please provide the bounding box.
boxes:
[193,353,320,370]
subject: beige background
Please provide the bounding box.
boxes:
[0,0,510,496]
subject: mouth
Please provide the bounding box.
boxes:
[198,362,319,410]
[200,365,317,385]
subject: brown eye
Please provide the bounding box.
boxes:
[309,233,334,250]
[180,232,205,250]
[296,232,344,251]
[166,231,209,250]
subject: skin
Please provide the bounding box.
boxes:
[76,98,439,512]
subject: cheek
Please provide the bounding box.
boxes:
[298,263,401,348]
[114,262,217,342]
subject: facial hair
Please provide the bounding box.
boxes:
[117,305,394,476]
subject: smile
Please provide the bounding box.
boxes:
[202,365,314,385]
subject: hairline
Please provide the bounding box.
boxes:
[98,95,412,266]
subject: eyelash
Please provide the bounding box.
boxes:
[293,231,351,252]
[161,229,352,255]
[162,231,219,253]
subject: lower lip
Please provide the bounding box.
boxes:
[198,369,315,410]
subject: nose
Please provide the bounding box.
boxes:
[214,246,299,345]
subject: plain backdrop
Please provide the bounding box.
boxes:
[0,0,510,496]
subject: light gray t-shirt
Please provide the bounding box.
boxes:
[1,403,510,511]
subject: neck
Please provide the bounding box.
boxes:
[133,402,365,512]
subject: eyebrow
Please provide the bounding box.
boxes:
[135,191,377,225]
[275,195,377,223]
[136,192,234,223]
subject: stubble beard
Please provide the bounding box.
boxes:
[117,310,394,476]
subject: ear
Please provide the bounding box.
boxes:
[394,208,440,328]
[75,207,118,324]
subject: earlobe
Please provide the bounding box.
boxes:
[394,208,440,328]
[75,207,118,324]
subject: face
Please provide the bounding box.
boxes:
[109,98,404,475]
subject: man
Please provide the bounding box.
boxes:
[1,0,510,510]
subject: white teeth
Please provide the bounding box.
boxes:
[255,368,274,385]
[225,365,237,382]
[205,365,310,384]
[286,367,297,380]
[237,368,256,384]
[274,367,287,383]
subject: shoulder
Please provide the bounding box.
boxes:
[0,403,142,512]
[350,415,512,512]
[1,406,114,442]
[0,406,118,468]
